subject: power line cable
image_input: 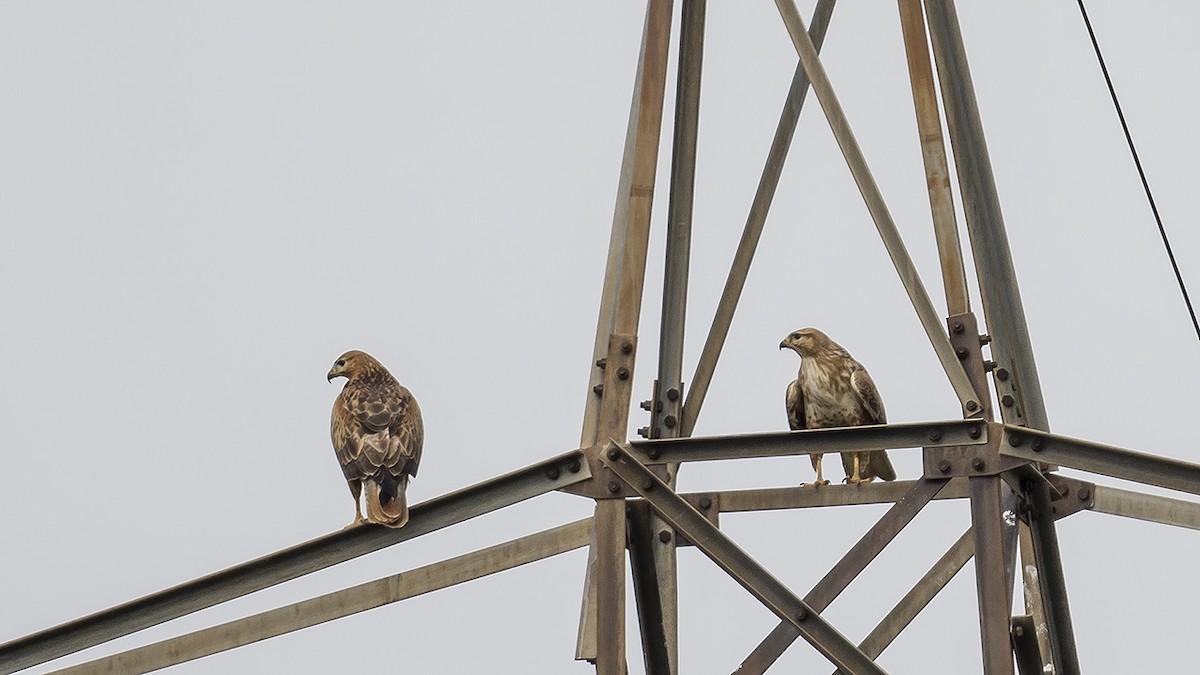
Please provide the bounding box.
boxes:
[1075,0,1200,342]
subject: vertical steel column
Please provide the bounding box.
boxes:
[896,0,970,317]
[679,0,836,437]
[969,477,1016,675]
[576,2,674,668]
[923,4,1078,674]
[632,2,705,673]
[922,0,1046,431]
[595,499,629,675]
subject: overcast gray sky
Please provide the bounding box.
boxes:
[3,2,1199,673]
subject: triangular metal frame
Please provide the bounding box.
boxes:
[5,2,1200,674]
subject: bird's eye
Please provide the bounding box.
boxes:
[336,359,346,367]
[791,333,800,340]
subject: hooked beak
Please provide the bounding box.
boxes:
[779,341,788,350]
[327,370,336,382]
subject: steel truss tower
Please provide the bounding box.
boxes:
[5,2,1200,674]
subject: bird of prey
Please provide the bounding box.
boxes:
[779,328,896,486]
[328,350,423,528]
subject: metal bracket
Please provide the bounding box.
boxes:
[923,422,1024,478]
[946,312,992,419]
[564,335,672,498]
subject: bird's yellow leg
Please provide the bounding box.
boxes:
[847,454,863,485]
[808,454,830,486]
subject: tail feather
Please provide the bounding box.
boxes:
[365,477,409,528]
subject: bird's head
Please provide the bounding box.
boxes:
[779,328,830,358]
[327,350,373,382]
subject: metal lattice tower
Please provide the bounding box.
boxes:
[4,2,1200,674]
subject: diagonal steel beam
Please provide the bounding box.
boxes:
[736,479,948,673]
[772,0,979,416]
[1001,426,1200,497]
[0,451,591,675]
[51,519,594,674]
[601,444,886,675]
[832,528,975,674]
[680,0,836,437]
[633,419,986,464]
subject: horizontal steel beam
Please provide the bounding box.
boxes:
[1090,485,1200,530]
[0,451,591,674]
[631,420,986,464]
[54,519,594,674]
[601,444,886,675]
[713,478,970,513]
[1000,426,1200,497]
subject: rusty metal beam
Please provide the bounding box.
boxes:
[52,519,594,674]
[633,419,986,464]
[1001,426,1200,497]
[1090,485,1200,530]
[581,0,673,448]
[714,478,970,512]
[736,479,948,673]
[924,0,1047,431]
[772,0,980,417]
[679,0,836,437]
[0,451,591,675]
[897,0,969,316]
[969,477,1016,675]
[1024,478,1079,675]
[594,499,629,675]
[601,445,885,675]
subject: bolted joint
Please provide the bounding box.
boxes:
[607,447,621,461]
[952,321,965,334]
[995,367,1010,381]
[971,457,985,471]
[666,387,681,401]
[658,530,672,544]
[637,426,650,439]
[640,399,652,411]
[937,459,952,475]
[698,496,713,510]
[607,481,621,494]
[1001,394,1015,408]
[663,415,677,428]
[621,341,633,355]
[979,333,992,345]
[616,367,630,381]
[545,466,561,480]
[593,383,604,396]
[965,400,979,413]
[928,428,943,442]
[595,357,607,370]
[956,347,969,360]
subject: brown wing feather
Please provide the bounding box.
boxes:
[785,379,805,431]
[848,363,895,481]
[849,365,886,424]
